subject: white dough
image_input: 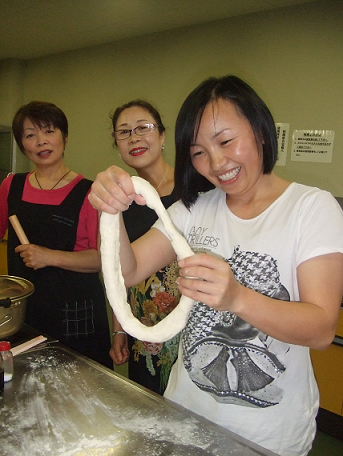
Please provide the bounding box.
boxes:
[100,176,194,343]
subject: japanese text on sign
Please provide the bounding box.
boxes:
[291,130,335,163]
[276,123,289,166]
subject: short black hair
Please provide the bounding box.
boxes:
[12,101,68,153]
[174,75,278,209]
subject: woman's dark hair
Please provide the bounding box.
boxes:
[12,101,68,153]
[110,99,165,145]
[174,75,278,209]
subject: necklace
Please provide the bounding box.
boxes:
[155,164,169,191]
[35,170,71,190]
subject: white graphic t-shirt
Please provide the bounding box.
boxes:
[154,182,343,456]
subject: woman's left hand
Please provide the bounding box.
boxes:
[176,253,241,312]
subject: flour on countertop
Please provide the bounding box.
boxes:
[0,350,250,456]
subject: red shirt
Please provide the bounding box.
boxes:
[0,172,99,251]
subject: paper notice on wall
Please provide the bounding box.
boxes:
[275,123,289,166]
[291,130,334,163]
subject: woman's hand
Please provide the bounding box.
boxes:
[88,166,146,214]
[177,252,343,350]
[177,253,242,312]
[15,244,51,270]
[110,333,130,365]
[14,245,101,273]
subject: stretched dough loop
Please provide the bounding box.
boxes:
[100,176,194,343]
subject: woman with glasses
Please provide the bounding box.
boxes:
[0,101,112,369]
[109,99,181,395]
[90,75,343,455]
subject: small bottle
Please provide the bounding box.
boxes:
[0,341,13,382]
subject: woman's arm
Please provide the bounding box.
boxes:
[110,311,129,365]
[90,166,177,286]
[126,227,176,287]
[177,252,343,350]
[14,244,101,273]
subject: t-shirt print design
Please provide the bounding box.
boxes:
[182,246,290,408]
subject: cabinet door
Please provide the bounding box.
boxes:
[336,308,343,337]
[311,343,343,415]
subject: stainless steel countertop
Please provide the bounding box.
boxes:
[0,344,277,456]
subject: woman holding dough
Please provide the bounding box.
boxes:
[109,99,181,394]
[0,101,112,369]
[89,75,343,455]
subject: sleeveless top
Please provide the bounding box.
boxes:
[7,173,112,368]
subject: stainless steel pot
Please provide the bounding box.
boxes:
[0,275,34,338]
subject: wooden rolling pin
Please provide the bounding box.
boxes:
[9,214,30,245]
[11,335,48,356]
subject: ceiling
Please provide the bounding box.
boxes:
[0,0,315,61]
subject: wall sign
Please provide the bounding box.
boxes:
[291,130,335,163]
[275,123,289,166]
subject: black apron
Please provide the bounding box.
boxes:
[7,173,112,368]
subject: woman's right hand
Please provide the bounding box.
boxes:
[89,165,145,214]
[15,243,51,270]
[110,333,130,365]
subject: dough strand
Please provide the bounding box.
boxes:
[100,176,194,343]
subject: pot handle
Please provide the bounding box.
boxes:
[0,297,12,308]
[0,313,12,327]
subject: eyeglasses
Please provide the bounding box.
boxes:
[112,123,157,141]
